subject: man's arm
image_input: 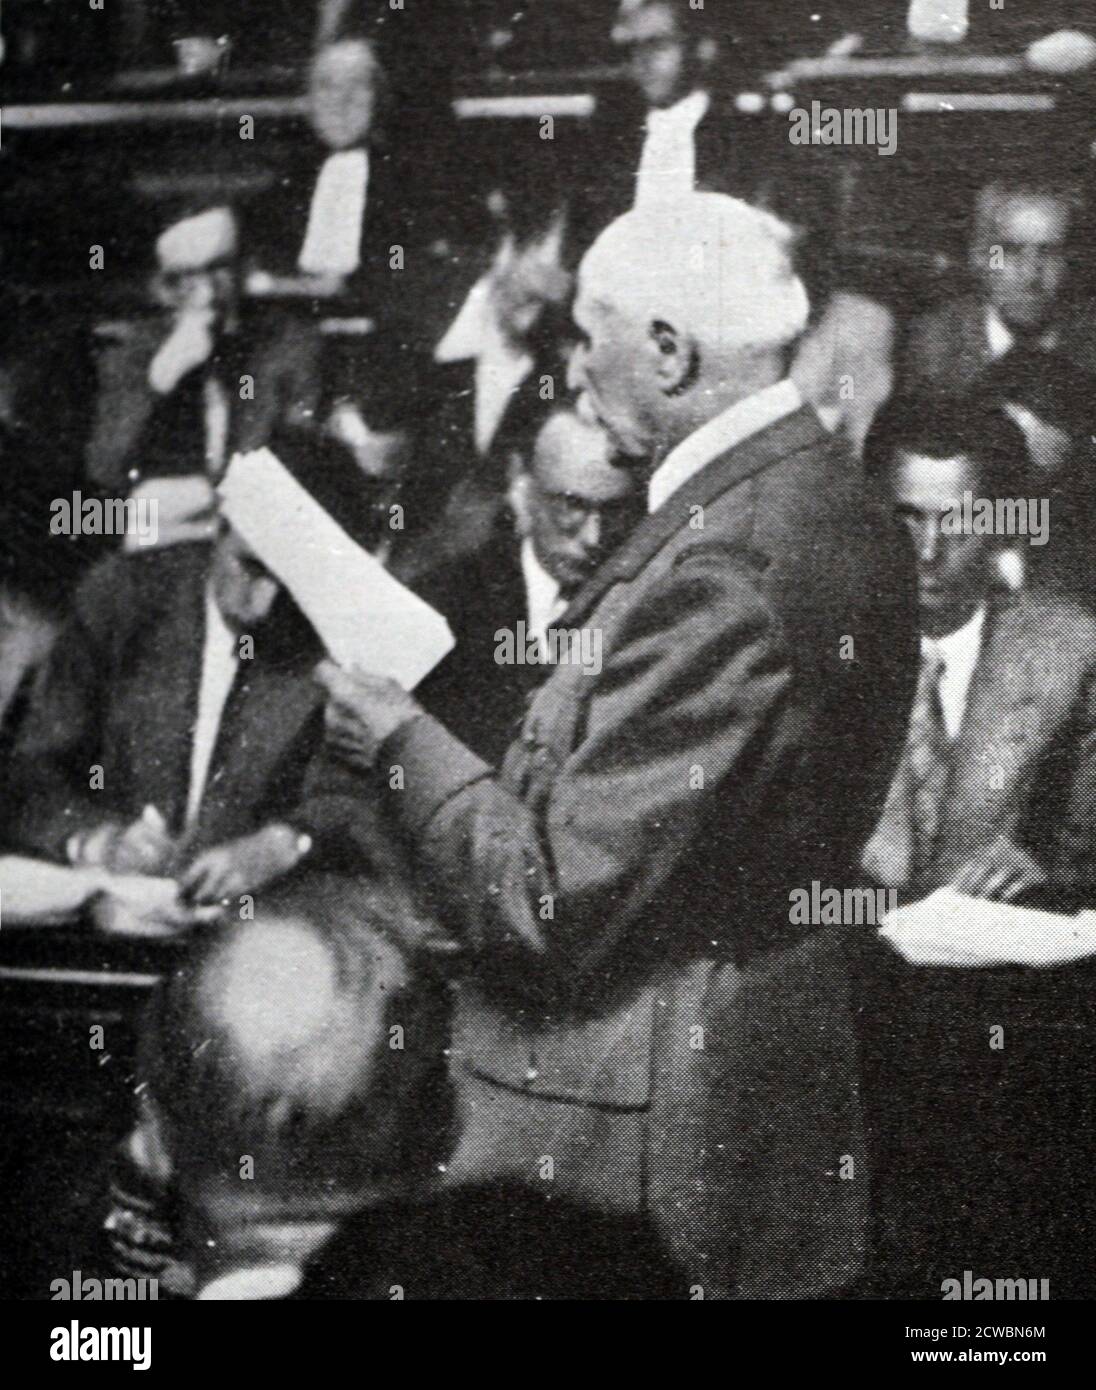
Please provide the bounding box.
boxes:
[1049,654,1096,886]
[377,550,794,993]
[6,568,119,859]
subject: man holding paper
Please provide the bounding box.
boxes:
[315,193,918,1298]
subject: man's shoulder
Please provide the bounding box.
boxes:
[910,292,981,343]
[74,541,209,627]
[415,529,523,628]
[991,587,1096,661]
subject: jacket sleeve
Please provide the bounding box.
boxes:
[382,548,795,993]
[6,569,121,858]
[1050,653,1096,885]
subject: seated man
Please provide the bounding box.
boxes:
[862,394,1096,900]
[125,872,679,1300]
[5,428,383,904]
[416,408,639,764]
[88,206,249,506]
[903,177,1096,394]
[404,182,577,581]
[130,875,454,1299]
[247,36,411,310]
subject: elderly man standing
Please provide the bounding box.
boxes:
[318,193,918,1299]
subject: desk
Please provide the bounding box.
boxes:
[850,933,1096,1298]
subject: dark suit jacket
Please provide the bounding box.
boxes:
[925,590,1096,889]
[86,319,274,492]
[415,519,542,767]
[247,137,426,325]
[5,543,367,866]
[380,406,919,1296]
[903,292,1096,394]
[395,316,570,580]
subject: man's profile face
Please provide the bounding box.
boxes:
[888,452,993,637]
[613,0,689,108]
[309,45,377,151]
[520,420,637,592]
[569,288,658,461]
[980,194,1071,335]
[211,527,281,632]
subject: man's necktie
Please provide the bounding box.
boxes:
[862,651,950,890]
[907,652,950,884]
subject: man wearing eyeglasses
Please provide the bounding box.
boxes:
[416,408,638,765]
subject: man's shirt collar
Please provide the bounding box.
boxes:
[647,378,803,514]
[520,537,565,649]
[985,305,1061,359]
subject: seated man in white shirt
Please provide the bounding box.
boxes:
[416,408,639,765]
[6,428,387,905]
[861,393,1096,901]
[579,0,735,234]
[248,36,410,313]
[904,177,1096,394]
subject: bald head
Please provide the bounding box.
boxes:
[568,193,809,462]
[309,38,381,150]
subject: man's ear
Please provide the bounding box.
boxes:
[648,320,696,395]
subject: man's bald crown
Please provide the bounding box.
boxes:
[580,193,809,355]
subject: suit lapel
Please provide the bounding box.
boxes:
[560,406,829,629]
[130,565,206,831]
[193,658,321,848]
[959,296,993,384]
[933,597,1044,866]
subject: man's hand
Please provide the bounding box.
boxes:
[179,824,307,906]
[952,834,1048,903]
[315,660,423,771]
[72,806,176,876]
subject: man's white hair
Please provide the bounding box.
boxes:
[580,192,809,355]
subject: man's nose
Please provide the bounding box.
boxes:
[577,511,602,551]
[917,524,941,565]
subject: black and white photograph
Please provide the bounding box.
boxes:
[2,0,1095,1360]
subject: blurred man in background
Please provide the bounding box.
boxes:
[904,178,1096,392]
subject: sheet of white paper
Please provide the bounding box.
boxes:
[219,448,454,689]
[879,887,1096,968]
[0,857,108,925]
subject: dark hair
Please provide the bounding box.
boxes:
[864,392,1035,503]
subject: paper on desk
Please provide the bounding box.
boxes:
[0,856,109,925]
[878,887,1096,968]
[219,448,454,689]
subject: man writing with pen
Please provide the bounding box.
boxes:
[4,427,390,911]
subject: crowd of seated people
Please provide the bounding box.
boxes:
[3,0,1096,1301]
